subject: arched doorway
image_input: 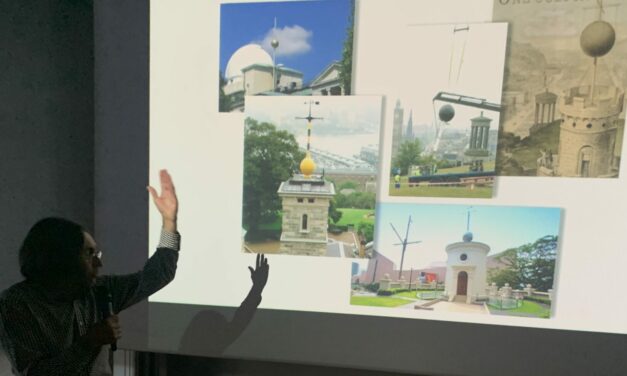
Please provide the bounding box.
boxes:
[457,271,468,295]
[578,146,593,177]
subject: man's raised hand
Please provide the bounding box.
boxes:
[147,169,178,232]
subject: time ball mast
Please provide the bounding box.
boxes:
[276,100,336,256]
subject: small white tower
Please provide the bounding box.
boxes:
[444,210,489,304]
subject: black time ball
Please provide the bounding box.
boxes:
[439,104,455,122]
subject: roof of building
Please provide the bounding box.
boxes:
[535,89,558,102]
[241,63,303,76]
[225,44,273,79]
[471,111,492,123]
[310,61,340,84]
[277,174,336,196]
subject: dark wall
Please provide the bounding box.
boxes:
[0,0,94,290]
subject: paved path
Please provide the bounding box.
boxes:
[429,301,489,314]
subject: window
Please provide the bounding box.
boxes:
[301,214,308,231]
[460,253,468,261]
[308,198,315,203]
[297,198,304,203]
[586,123,592,129]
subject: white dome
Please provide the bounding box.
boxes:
[225,44,273,80]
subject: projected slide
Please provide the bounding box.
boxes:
[242,95,382,258]
[219,0,354,112]
[494,0,626,178]
[149,0,627,338]
[351,203,561,319]
[355,22,508,199]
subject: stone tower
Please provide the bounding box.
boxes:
[465,112,492,158]
[405,110,414,141]
[277,173,335,256]
[392,100,404,159]
[534,89,558,127]
[557,86,623,177]
[556,18,624,177]
[278,101,336,256]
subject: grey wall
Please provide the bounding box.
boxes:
[0,1,93,373]
[0,0,94,293]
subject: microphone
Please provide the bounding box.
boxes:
[95,286,117,352]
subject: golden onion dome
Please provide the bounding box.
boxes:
[300,152,316,177]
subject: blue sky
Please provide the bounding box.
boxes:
[369,203,562,269]
[220,0,352,83]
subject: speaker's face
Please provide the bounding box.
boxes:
[79,231,102,287]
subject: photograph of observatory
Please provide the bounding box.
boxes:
[353,22,508,198]
[241,95,383,258]
[219,0,355,112]
[350,203,562,319]
[494,0,626,178]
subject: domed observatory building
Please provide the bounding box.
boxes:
[556,20,624,178]
[223,44,273,96]
[444,231,489,304]
[223,44,304,111]
[278,150,335,256]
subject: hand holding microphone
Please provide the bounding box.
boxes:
[85,315,121,348]
[92,286,119,351]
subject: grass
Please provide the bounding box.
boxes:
[351,289,445,307]
[437,161,496,174]
[393,291,420,299]
[489,300,551,318]
[511,300,551,317]
[252,208,374,232]
[335,208,375,226]
[389,184,493,198]
[350,296,412,307]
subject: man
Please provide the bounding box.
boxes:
[0,169,179,376]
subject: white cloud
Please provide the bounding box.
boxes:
[255,25,313,57]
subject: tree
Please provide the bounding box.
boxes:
[488,235,558,291]
[338,0,355,95]
[243,118,304,232]
[357,221,374,243]
[488,248,521,288]
[338,180,358,190]
[328,199,343,225]
[518,235,558,291]
[392,139,423,175]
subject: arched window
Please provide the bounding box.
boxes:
[301,214,308,231]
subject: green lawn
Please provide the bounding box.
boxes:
[336,208,375,226]
[438,161,496,174]
[389,184,493,198]
[350,296,412,307]
[252,208,374,231]
[489,300,551,318]
[511,300,551,317]
[393,291,420,299]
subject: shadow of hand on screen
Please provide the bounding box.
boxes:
[178,254,269,356]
